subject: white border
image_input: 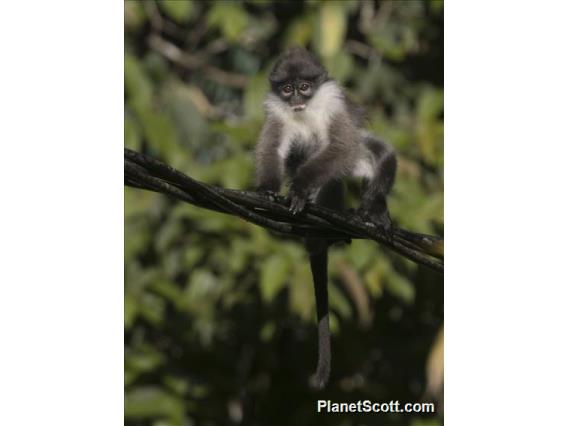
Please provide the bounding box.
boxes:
[446,2,568,424]
[0,2,123,424]
[1,1,568,424]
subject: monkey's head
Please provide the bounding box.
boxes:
[269,47,328,112]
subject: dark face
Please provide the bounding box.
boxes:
[277,80,314,111]
[269,47,328,113]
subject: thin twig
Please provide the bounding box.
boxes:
[148,34,249,89]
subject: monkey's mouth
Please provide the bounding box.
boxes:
[291,104,306,112]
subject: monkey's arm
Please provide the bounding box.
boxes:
[255,119,284,193]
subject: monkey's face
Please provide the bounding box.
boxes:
[269,48,328,113]
[278,80,314,112]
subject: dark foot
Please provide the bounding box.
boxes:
[256,188,280,202]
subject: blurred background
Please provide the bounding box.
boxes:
[124,1,443,425]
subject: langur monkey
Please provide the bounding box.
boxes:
[255,47,397,389]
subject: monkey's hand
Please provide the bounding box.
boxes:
[288,189,308,214]
[288,182,313,215]
[358,207,394,240]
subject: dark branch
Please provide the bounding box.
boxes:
[124,148,444,273]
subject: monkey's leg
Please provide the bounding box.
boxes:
[305,180,344,390]
[359,138,397,233]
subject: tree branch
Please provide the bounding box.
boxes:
[124,148,444,273]
[148,34,250,89]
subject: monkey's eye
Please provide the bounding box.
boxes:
[282,84,293,95]
[299,83,311,92]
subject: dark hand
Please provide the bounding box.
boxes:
[288,184,311,215]
[358,207,394,239]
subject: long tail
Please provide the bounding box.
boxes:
[308,249,331,390]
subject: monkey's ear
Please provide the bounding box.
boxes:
[269,69,287,84]
[316,71,328,84]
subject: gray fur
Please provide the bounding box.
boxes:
[254,48,397,389]
[255,116,283,192]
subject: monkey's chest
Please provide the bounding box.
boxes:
[277,120,329,176]
[283,139,317,175]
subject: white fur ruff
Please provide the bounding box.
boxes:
[263,81,346,160]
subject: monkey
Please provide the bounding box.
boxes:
[254,47,397,389]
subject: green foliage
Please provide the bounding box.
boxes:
[260,254,291,302]
[158,0,194,24]
[207,2,249,42]
[125,1,443,425]
[314,1,347,58]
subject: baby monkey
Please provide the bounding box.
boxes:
[255,47,397,389]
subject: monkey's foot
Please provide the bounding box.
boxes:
[257,188,280,202]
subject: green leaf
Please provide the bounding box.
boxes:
[323,51,353,84]
[284,16,314,47]
[363,261,387,298]
[210,121,260,149]
[124,293,138,329]
[208,3,248,41]
[124,1,147,30]
[430,0,444,14]
[126,345,164,375]
[124,114,141,151]
[227,239,252,274]
[260,254,290,302]
[289,262,313,321]
[138,109,179,165]
[329,312,340,334]
[184,269,219,315]
[314,1,347,58]
[386,272,415,304]
[416,86,444,166]
[260,322,276,342]
[158,0,193,24]
[346,240,375,270]
[411,419,442,426]
[329,284,352,319]
[124,220,150,261]
[154,217,183,253]
[244,73,268,121]
[218,154,253,189]
[165,81,209,149]
[163,375,189,396]
[125,387,184,424]
[369,1,423,62]
[182,246,204,270]
[124,187,160,219]
[139,292,166,325]
[125,53,152,114]
[151,279,184,309]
